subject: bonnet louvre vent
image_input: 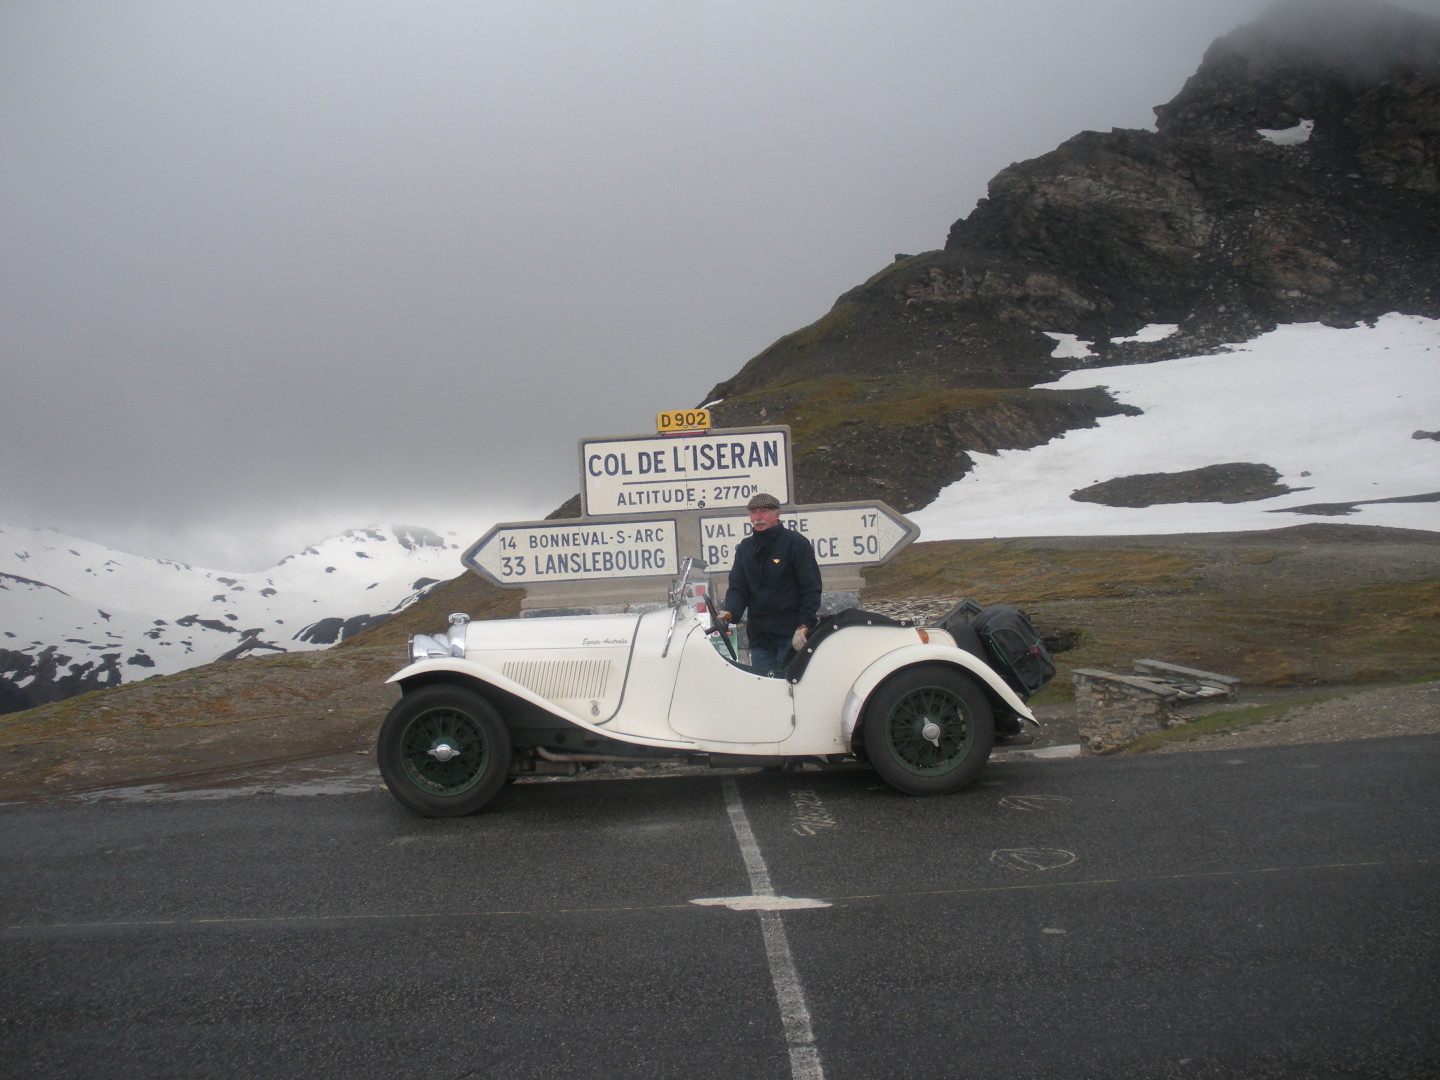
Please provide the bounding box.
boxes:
[502,658,612,700]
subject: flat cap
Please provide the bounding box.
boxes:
[746,492,780,510]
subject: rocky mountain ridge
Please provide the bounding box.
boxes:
[702,0,1440,514]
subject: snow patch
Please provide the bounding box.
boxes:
[1112,323,1180,344]
[1042,332,1095,359]
[1258,118,1314,146]
[912,314,1440,540]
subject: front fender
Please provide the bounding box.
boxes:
[840,645,1037,744]
[388,656,580,722]
[385,657,695,750]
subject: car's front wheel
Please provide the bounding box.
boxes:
[862,665,994,795]
[377,685,512,817]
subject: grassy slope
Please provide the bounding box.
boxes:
[2,526,1436,794]
[859,530,1440,697]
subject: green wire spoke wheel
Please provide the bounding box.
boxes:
[377,685,511,817]
[863,664,994,795]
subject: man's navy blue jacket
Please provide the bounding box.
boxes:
[722,524,822,648]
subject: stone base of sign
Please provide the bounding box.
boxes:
[518,568,865,620]
[522,603,668,619]
[521,589,863,621]
[519,578,669,615]
[1074,661,1238,754]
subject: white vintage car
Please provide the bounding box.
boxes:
[377,558,1041,816]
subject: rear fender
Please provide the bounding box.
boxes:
[840,646,1036,745]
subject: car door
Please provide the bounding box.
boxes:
[666,623,796,743]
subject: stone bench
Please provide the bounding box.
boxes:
[1074,661,1238,754]
[1131,659,1240,692]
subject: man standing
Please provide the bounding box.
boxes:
[720,493,822,675]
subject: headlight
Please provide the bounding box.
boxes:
[409,614,470,663]
[446,612,470,657]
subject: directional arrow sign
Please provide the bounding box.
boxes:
[580,426,792,517]
[463,518,680,587]
[697,501,919,570]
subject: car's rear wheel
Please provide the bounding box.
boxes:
[862,665,993,795]
[377,685,511,817]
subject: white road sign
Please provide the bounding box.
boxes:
[464,518,679,587]
[697,502,919,570]
[581,427,791,517]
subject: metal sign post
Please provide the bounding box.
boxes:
[469,421,919,615]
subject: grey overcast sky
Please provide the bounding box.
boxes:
[4,0,1427,569]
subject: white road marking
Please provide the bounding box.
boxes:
[691,895,832,911]
[718,775,826,1080]
[1026,743,1083,759]
[998,794,1072,811]
[788,788,839,836]
[990,847,1079,872]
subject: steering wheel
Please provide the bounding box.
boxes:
[708,608,739,662]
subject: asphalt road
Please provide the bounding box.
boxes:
[3,736,1438,1080]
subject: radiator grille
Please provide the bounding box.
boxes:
[502,658,613,701]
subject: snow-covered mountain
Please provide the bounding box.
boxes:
[0,524,467,713]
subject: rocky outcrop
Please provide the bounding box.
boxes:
[0,646,125,713]
[704,0,1440,513]
[295,613,391,646]
[1070,463,1302,508]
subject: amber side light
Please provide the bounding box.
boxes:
[916,629,929,644]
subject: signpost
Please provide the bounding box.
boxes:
[580,427,791,517]
[697,502,918,571]
[464,518,679,586]
[471,419,918,613]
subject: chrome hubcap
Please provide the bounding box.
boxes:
[428,743,460,762]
